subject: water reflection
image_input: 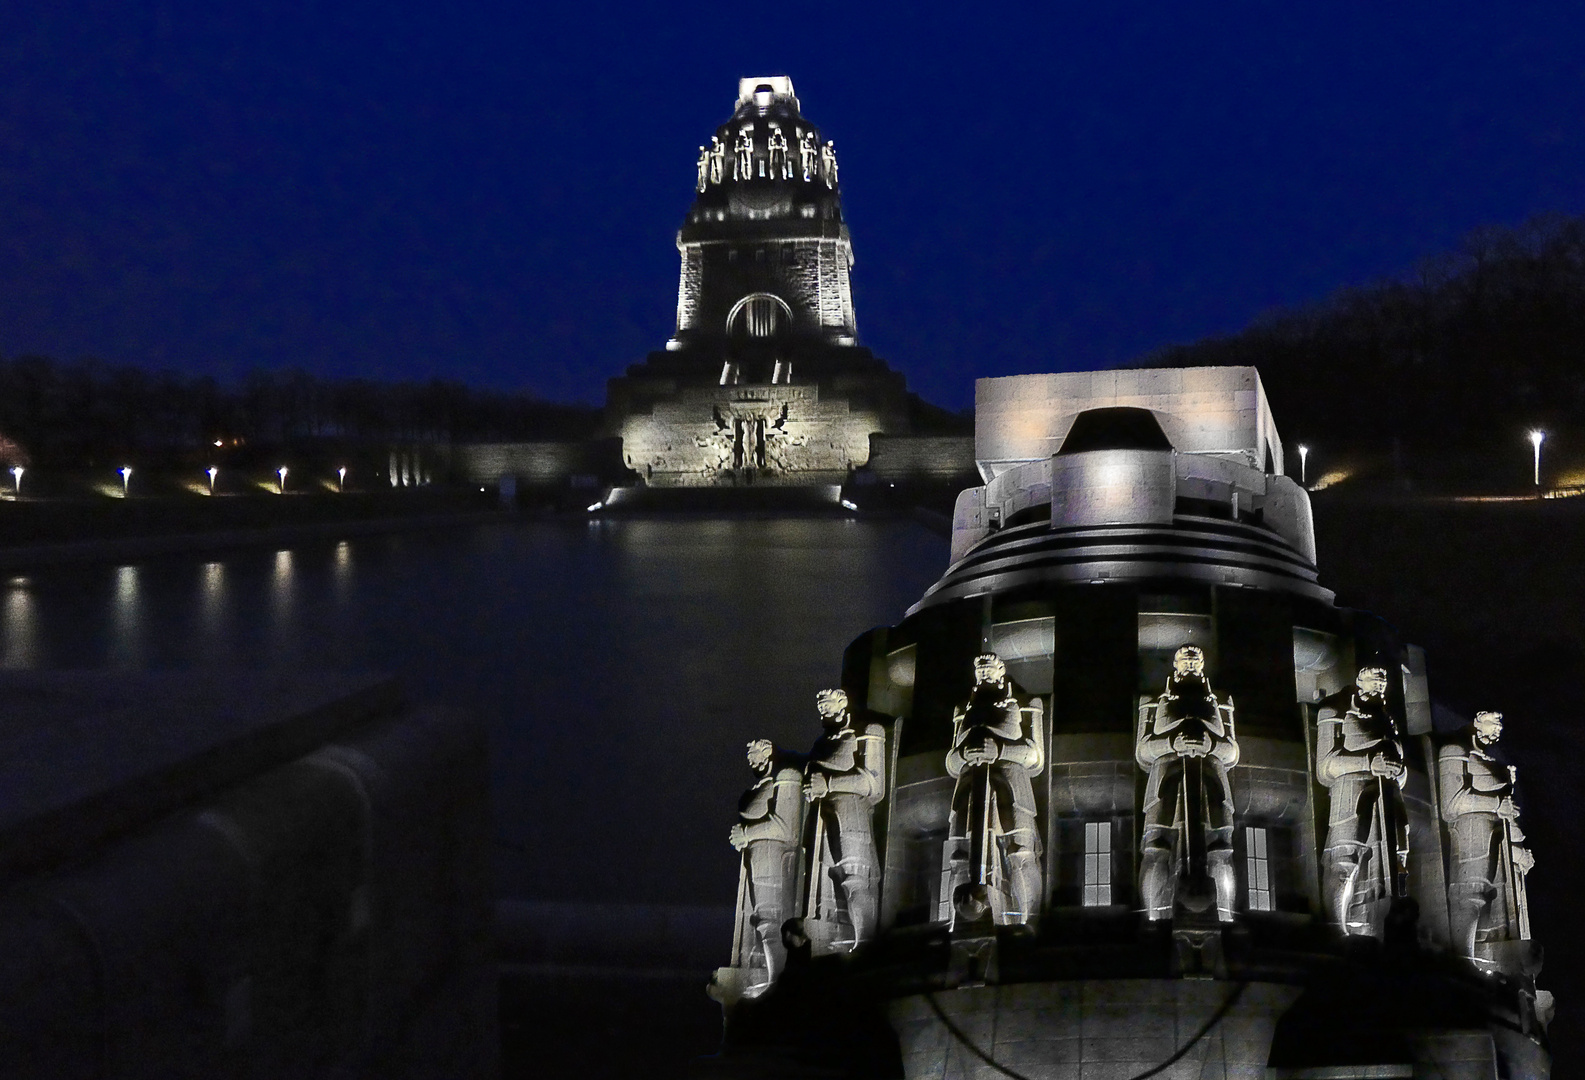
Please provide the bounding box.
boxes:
[333,541,352,603]
[2,578,38,669]
[196,561,230,662]
[110,565,142,668]
[0,519,948,903]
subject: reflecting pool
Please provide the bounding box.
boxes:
[0,516,947,904]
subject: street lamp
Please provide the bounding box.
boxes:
[119,466,132,496]
[277,466,289,494]
[1297,444,1310,486]
[1529,430,1545,489]
[337,466,347,492]
[207,466,218,494]
[10,466,22,496]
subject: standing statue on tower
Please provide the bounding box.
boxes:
[798,131,818,181]
[696,146,711,193]
[708,135,726,185]
[1317,665,1410,934]
[727,739,805,993]
[734,128,755,180]
[942,654,1045,928]
[1438,711,1533,958]
[820,140,839,187]
[1136,645,1239,922]
[802,689,886,950]
[767,128,790,179]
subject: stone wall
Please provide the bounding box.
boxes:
[0,672,495,1080]
[975,367,1284,478]
[675,235,855,342]
[865,435,977,483]
[889,981,1301,1080]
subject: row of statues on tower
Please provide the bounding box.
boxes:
[697,128,838,191]
[720,647,1533,996]
[1141,647,1533,951]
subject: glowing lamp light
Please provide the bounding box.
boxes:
[277,466,289,493]
[1529,430,1545,488]
[213,439,223,448]
[119,466,132,496]
[840,499,859,511]
[586,501,604,513]
[207,466,218,494]
[337,467,347,491]
[10,465,22,495]
[1297,444,1310,486]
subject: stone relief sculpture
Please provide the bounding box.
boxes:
[799,132,818,181]
[1438,711,1533,958]
[1136,645,1239,922]
[1316,665,1410,934]
[727,739,805,993]
[820,140,839,188]
[694,408,736,476]
[708,136,726,185]
[942,653,1045,928]
[734,129,754,181]
[767,128,790,179]
[802,689,886,950]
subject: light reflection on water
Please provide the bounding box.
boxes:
[2,578,37,669]
[0,517,946,904]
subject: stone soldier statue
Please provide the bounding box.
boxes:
[799,131,818,181]
[820,139,839,188]
[727,739,804,992]
[767,127,790,179]
[943,653,1044,927]
[802,689,886,948]
[1438,711,1533,957]
[734,128,754,180]
[1136,645,1239,921]
[708,135,726,185]
[1317,665,1410,933]
[696,146,711,193]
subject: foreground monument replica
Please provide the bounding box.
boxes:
[603,77,970,490]
[707,365,1551,1078]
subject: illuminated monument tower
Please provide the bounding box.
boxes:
[709,367,1552,1078]
[606,77,965,489]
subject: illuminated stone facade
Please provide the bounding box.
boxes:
[706,365,1553,1079]
[606,77,965,488]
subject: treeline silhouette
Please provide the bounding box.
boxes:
[1142,214,1585,451]
[0,361,597,467]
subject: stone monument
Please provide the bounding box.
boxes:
[1438,711,1534,963]
[1136,644,1239,923]
[800,688,886,953]
[723,739,805,996]
[601,76,971,491]
[941,653,1044,928]
[702,368,1553,1078]
[1316,665,1411,935]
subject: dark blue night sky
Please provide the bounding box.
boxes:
[1,2,1581,411]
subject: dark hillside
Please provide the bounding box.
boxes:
[1143,216,1585,468]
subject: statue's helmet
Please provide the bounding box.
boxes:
[746,738,775,771]
[972,653,1007,684]
[815,688,849,719]
[1473,711,1504,743]
[1172,645,1206,676]
[1356,666,1390,697]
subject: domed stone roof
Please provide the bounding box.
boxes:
[685,76,843,229]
